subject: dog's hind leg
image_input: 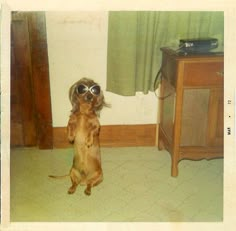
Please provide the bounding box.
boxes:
[68,168,80,194]
[84,170,103,196]
[84,184,92,196]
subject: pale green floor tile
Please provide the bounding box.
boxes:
[10,147,223,222]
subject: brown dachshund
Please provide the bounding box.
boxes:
[49,78,108,195]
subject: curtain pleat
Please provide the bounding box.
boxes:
[107,11,224,96]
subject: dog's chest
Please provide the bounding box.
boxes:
[75,114,99,142]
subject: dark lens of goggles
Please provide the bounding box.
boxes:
[77,84,88,94]
[77,84,100,96]
[90,85,100,95]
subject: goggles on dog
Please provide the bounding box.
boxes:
[77,84,101,96]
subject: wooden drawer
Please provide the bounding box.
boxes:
[183,61,224,86]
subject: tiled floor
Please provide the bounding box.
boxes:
[10,147,223,222]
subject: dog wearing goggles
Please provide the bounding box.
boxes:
[49,78,108,195]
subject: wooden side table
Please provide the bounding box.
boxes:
[158,48,224,177]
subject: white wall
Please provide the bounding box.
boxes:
[46,11,158,127]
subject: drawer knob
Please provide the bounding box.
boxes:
[216,71,224,77]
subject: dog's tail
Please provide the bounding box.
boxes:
[48,174,69,179]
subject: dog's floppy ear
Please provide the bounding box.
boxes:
[94,90,110,116]
[69,81,80,113]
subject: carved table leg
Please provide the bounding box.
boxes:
[171,154,179,177]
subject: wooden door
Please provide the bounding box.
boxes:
[11,13,37,146]
[11,12,53,149]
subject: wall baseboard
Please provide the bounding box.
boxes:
[53,124,158,148]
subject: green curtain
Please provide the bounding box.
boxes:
[107,11,224,96]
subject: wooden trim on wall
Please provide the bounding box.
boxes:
[53,124,157,148]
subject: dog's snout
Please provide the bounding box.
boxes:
[85,93,93,102]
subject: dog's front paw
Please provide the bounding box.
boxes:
[86,137,93,148]
[68,135,75,143]
[67,125,76,142]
